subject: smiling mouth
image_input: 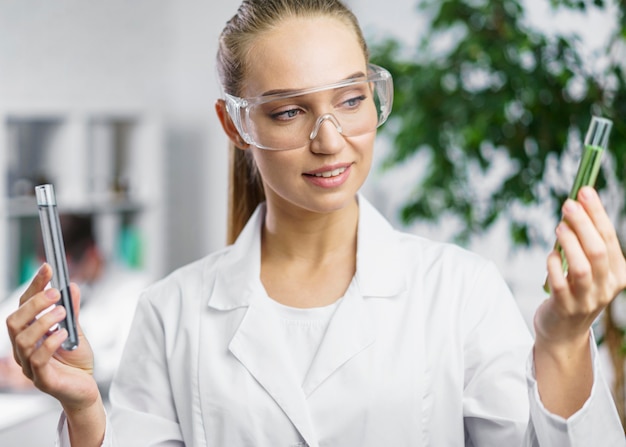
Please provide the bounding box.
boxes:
[310,167,347,178]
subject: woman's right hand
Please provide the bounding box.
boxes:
[5,263,101,414]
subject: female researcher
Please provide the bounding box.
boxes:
[6,0,626,445]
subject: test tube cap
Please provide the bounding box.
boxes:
[35,184,57,206]
[585,116,613,150]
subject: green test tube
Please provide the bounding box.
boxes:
[543,116,613,293]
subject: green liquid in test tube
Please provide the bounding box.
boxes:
[543,116,613,294]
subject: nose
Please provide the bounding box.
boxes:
[309,113,345,153]
[309,113,342,140]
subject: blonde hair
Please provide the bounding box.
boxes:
[217,0,369,244]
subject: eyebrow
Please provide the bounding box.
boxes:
[260,71,366,97]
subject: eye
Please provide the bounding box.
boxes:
[342,95,367,109]
[270,107,303,121]
[335,83,370,111]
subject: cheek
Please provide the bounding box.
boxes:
[251,150,297,186]
[351,133,376,169]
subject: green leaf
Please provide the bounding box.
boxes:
[369,0,625,245]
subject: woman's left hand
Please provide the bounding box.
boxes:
[536,186,626,347]
[533,186,626,417]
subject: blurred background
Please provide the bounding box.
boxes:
[0,0,624,443]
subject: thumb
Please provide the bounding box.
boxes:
[68,282,85,333]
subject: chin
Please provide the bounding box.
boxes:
[303,191,359,215]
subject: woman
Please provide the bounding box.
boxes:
[6,0,626,445]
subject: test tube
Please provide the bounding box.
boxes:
[543,116,613,293]
[35,184,79,350]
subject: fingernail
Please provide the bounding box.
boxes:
[563,199,579,214]
[579,186,594,200]
[52,305,65,316]
[37,263,48,277]
[54,328,68,340]
[45,289,59,301]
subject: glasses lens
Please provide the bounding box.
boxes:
[243,72,392,151]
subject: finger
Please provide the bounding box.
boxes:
[546,248,569,303]
[577,187,615,242]
[578,187,626,288]
[561,198,606,256]
[28,329,68,391]
[67,283,86,337]
[14,305,66,372]
[560,199,608,279]
[19,264,53,306]
[6,288,60,345]
[555,220,594,296]
[68,283,82,321]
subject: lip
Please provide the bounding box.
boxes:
[303,163,353,188]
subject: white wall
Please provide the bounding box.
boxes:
[0,0,239,275]
[0,1,172,110]
[160,1,239,271]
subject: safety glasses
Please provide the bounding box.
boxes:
[224,64,393,151]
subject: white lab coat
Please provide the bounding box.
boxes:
[57,197,625,446]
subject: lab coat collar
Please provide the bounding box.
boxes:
[355,195,407,298]
[209,194,406,311]
[207,195,406,446]
[208,204,265,310]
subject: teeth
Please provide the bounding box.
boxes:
[314,167,346,178]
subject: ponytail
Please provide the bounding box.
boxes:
[227,142,265,244]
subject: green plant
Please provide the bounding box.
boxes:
[371,0,625,244]
[369,0,626,425]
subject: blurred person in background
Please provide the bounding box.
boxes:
[0,214,151,392]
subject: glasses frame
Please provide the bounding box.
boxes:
[223,63,394,151]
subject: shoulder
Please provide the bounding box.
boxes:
[137,245,232,315]
[360,197,493,281]
[357,197,509,317]
[358,195,501,292]
[358,194,489,271]
[389,229,528,341]
[396,230,492,276]
[394,230,505,306]
[137,204,265,317]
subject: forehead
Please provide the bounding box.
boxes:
[243,16,367,97]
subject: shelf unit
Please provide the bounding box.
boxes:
[0,109,165,298]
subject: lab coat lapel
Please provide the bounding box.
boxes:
[302,286,374,397]
[228,305,320,447]
[210,205,319,446]
[302,196,406,397]
[355,195,406,298]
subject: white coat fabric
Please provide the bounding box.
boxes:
[57,197,625,446]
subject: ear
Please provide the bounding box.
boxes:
[215,99,250,150]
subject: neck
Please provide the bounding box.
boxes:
[262,196,359,264]
[260,195,359,308]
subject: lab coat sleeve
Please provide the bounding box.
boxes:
[526,333,626,446]
[55,412,70,447]
[106,291,185,445]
